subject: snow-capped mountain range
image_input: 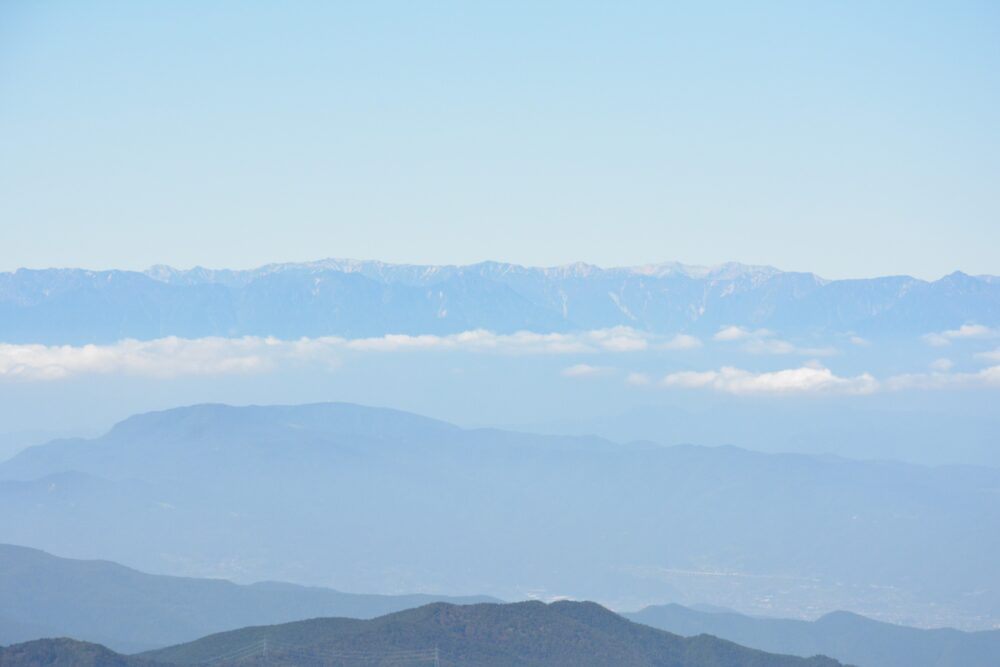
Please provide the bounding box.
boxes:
[1,259,997,344]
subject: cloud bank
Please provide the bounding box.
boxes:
[885,365,1000,391]
[0,337,293,381]
[652,361,1000,395]
[0,328,696,381]
[4,329,997,395]
[660,364,878,396]
[977,348,1000,362]
[561,363,615,378]
[923,324,1000,347]
[712,326,836,356]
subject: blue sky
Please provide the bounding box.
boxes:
[1,1,998,279]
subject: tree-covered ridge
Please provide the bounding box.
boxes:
[141,600,847,667]
[0,602,850,667]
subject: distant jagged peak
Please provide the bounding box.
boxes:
[624,260,788,281]
[145,263,184,281]
[138,258,995,287]
[539,261,603,278]
[143,258,794,284]
[144,264,253,287]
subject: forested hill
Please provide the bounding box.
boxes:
[140,600,847,667]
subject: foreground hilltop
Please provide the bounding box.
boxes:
[0,638,158,667]
[136,600,846,667]
[2,259,997,343]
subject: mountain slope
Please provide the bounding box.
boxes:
[2,260,997,343]
[0,638,157,667]
[1,403,997,630]
[0,544,496,652]
[626,604,1000,667]
[143,601,847,667]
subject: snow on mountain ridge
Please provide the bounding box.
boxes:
[142,259,803,285]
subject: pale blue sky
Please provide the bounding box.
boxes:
[1,1,998,279]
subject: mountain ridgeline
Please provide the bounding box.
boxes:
[0,601,849,667]
[3,545,997,666]
[1,403,997,630]
[626,604,1000,667]
[1,259,997,343]
[0,543,496,653]
[145,600,845,667]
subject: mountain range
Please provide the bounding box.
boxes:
[625,604,1000,667]
[3,543,996,666]
[523,403,1000,468]
[1,402,997,630]
[0,543,495,653]
[2,259,998,343]
[145,600,846,667]
[0,601,847,667]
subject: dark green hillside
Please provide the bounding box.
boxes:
[0,638,157,667]
[145,601,847,667]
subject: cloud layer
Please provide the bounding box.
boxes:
[561,363,615,378]
[661,364,878,395]
[713,326,835,356]
[3,328,998,395]
[923,324,1000,347]
[0,337,291,381]
[0,328,692,381]
[884,365,1000,391]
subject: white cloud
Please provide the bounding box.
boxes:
[923,335,949,347]
[945,324,996,338]
[561,363,614,378]
[339,329,585,354]
[976,348,1000,362]
[657,334,702,350]
[585,327,650,352]
[885,365,1000,391]
[714,326,835,356]
[0,327,703,382]
[713,325,756,341]
[340,327,676,354]
[625,372,652,386]
[849,335,871,347]
[741,338,837,356]
[929,358,954,372]
[660,365,878,396]
[0,337,293,381]
[923,324,1000,347]
[340,327,667,354]
[330,326,686,355]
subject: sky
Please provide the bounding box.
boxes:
[1,1,998,279]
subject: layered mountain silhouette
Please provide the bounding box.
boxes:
[0,544,495,652]
[3,544,995,665]
[139,600,846,666]
[626,604,1000,667]
[0,602,849,666]
[1,403,997,629]
[2,259,997,343]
